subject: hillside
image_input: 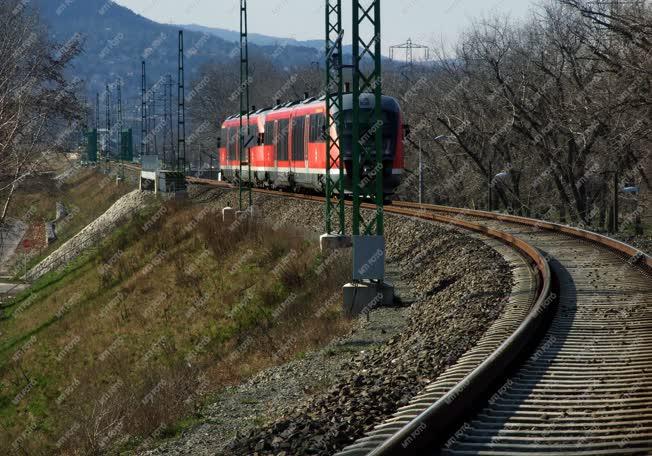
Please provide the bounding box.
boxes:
[31,0,322,104]
[181,23,324,50]
[181,23,354,55]
[0,172,352,454]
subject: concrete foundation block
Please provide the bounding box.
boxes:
[320,234,353,252]
[55,202,68,220]
[342,281,394,317]
[45,222,57,245]
[223,207,236,224]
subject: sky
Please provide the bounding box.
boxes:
[113,0,539,53]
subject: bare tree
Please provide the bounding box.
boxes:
[0,0,84,227]
[389,0,650,228]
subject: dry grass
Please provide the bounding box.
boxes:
[0,196,352,455]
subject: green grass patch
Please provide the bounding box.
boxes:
[0,196,352,455]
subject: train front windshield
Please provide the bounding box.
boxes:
[340,109,398,159]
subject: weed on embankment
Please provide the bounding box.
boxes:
[0,197,351,454]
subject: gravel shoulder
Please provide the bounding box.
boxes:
[139,307,409,456]
[137,188,514,456]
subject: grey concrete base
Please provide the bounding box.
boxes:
[343,281,394,317]
[320,234,352,252]
[46,222,57,245]
[56,202,68,220]
[223,207,236,224]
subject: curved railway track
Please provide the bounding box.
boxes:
[117,164,652,454]
[353,202,652,456]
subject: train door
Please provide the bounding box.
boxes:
[289,114,296,182]
[308,112,326,191]
[290,114,307,188]
[272,120,278,185]
[302,115,309,185]
[262,118,274,185]
[227,125,239,181]
[276,118,290,187]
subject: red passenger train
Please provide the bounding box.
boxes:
[218,92,405,195]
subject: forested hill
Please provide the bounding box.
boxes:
[32,0,322,99]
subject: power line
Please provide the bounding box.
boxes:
[389,38,430,65]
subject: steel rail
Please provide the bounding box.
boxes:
[377,201,652,455]
[392,201,651,270]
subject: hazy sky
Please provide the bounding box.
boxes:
[114,0,539,52]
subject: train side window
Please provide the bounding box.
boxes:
[226,127,231,159]
[292,117,305,161]
[220,128,227,147]
[309,114,326,143]
[264,121,274,146]
[240,127,247,161]
[277,119,289,161]
[227,126,238,160]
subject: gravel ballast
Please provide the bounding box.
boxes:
[139,187,513,456]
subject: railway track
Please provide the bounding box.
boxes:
[117,164,652,454]
[342,202,652,455]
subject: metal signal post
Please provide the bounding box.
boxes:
[105,83,111,159]
[95,92,100,161]
[178,30,187,173]
[324,0,346,235]
[152,90,158,157]
[351,0,383,236]
[165,74,175,168]
[341,0,392,317]
[117,79,124,177]
[239,0,252,211]
[141,61,148,157]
